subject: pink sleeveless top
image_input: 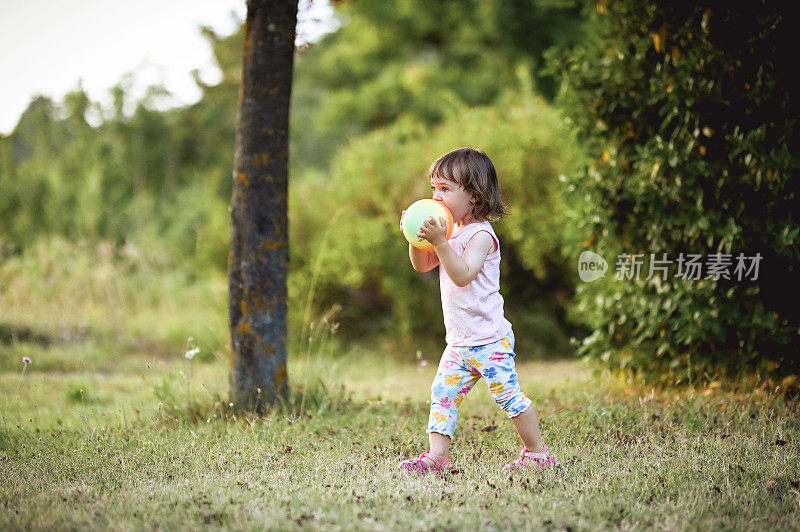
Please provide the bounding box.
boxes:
[439,221,512,347]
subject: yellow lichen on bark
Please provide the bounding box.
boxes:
[236,320,253,335]
[253,153,272,167]
[258,237,287,253]
[235,171,250,187]
[243,23,253,65]
[274,363,287,392]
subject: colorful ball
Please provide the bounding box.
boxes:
[402,199,454,251]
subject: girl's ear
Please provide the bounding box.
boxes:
[468,192,478,217]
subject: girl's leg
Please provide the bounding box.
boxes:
[428,431,451,459]
[510,404,544,453]
[470,330,544,452]
[420,346,480,466]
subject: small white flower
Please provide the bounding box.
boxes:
[22,357,32,364]
[185,347,200,360]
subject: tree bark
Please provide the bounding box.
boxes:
[229,0,297,411]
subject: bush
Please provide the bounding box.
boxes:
[552,0,799,384]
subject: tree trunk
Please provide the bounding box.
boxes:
[229,0,298,411]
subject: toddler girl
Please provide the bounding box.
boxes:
[398,147,556,474]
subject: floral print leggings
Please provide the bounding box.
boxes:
[427,329,532,437]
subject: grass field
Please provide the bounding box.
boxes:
[2,338,798,530]
[1,240,799,530]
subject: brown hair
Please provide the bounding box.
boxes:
[428,147,508,221]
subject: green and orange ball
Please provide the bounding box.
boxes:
[401,199,454,251]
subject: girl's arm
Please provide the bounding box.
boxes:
[409,245,440,272]
[418,216,494,287]
[434,232,493,286]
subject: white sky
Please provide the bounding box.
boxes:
[0,0,338,135]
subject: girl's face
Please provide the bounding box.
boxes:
[430,176,476,226]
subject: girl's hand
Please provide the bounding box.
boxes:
[417,216,448,247]
[399,210,406,233]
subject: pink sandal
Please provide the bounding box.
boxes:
[503,443,556,471]
[398,452,453,475]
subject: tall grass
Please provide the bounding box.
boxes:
[0,236,228,366]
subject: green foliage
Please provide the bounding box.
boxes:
[290,0,586,174]
[551,1,799,383]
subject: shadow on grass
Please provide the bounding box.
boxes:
[0,321,181,373]
[150,377,426,428]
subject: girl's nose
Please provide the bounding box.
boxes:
[433,191,443,201]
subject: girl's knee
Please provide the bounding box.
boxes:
[494,389,532,417]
